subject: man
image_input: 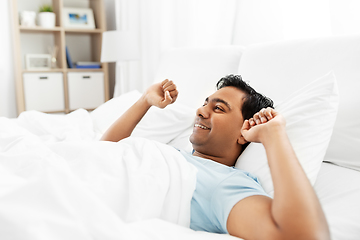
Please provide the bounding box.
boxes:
[101,75,330,240]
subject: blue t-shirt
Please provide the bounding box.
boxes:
[180,150,269,234]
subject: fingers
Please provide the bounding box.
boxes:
[249,107,276,127]
[164,90,172,104]
[156,90,172,109]
[161,79,172,88]
[242,119,251,131]
[262,107,274,119]
[162,79,176,93]
[162,79,178,103]
[248,118,256,127]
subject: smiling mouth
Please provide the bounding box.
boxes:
[194,123,210,130]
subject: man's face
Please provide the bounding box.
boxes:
[190,86,247,160]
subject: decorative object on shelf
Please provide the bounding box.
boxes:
[62,8,96,29]
[48,46,58,68]
[101,30,140,96]
[65,46,74,68]
[75,61,101,69]
[37,4,55,28]
[25,54,52,70]
[19,11,36,27]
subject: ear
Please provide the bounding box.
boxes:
[237,133,247,145]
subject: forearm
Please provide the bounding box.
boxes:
[101,96,151,142]
[262,128,330,239]
[100,79,178,142]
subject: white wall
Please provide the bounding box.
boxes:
[0,0,16,118]
[329,0,360,36]
[233,0,360,46]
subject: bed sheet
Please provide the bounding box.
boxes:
[314,162,360,240]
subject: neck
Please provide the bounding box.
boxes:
[192,146,242,167]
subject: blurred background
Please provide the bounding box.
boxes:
[2,0,360,118]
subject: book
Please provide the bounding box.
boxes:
[75,65,101,69]
[75,61,101,69]
[65,46,74,68]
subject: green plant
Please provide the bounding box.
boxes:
[39,4,53,12]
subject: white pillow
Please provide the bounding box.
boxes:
[237,35,360,172]
[235,72,339,196]
[90,90,195,144]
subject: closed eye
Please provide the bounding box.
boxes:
[215,106,225,112]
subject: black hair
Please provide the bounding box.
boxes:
[216,74,274,121]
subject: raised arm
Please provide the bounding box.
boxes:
[227,108,330,240]
[101,79,178,142]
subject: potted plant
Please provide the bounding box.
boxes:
[38,4,55,28]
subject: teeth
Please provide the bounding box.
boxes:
[195,124,209,130]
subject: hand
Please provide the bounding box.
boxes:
[143,79,178,108]
[241,107,286,143]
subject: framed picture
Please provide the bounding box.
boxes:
[62,8,96,29]
[25,54,51,70]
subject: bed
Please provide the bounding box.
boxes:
[1,35,360,240]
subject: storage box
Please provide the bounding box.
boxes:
[67,72,105,110]
[23,73,65,112]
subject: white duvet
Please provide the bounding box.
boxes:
[3,109,358,240]
[0,110,215,240]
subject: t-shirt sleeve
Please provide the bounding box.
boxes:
[209,171,270,233]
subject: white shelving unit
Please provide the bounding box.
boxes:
[11,0,110,115]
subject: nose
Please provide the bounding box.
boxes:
[196,105,209,119]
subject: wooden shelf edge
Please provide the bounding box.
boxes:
[20,26,62,32]
[64,28,104,34]
[22,69,65,73]
[19,26,104,34]
[21,68,107,73]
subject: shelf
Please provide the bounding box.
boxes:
[12,0,109,115]
[19,26,104,34]
[22,68,105,73]
[65,28,103,34]
[20,26,62,33]
[22,68,64,73]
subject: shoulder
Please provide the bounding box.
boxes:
[215,167,265,191]
[208,168,270,234]
[210,167,269,205]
